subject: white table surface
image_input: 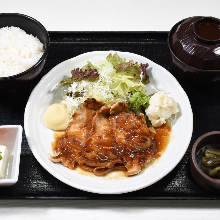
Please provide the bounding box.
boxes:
[1,0,220,219]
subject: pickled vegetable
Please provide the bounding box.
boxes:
[200,145,220,178]
[209,167,220,177]
[205,148,220,156]
[202,157,220,167]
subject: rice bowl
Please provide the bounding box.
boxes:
[0,26,44,77]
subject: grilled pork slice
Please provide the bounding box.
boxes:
[79,105,120,172]
[109,104,155,176]
[66,98,104,143]
[51,98,157,176]
[50,98,104,169]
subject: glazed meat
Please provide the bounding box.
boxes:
[51,98,157,176]
[110,110,156,176]
[50,98,104,168]
[66,98,104,142]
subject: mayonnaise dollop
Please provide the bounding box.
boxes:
[43,104,70,131]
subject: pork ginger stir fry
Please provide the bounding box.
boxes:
[51,98,157,176]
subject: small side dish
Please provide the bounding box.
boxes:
[0,145,9,178]
[43,53,179,177]
[191,131,220,190]
[0,125,22,186]
[0,26,44,77]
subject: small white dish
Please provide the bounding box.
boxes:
[0,125,22,186]
[24,51,193,194]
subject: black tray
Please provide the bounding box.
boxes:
[1,31,220,200]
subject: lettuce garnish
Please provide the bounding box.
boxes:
[59,53,151,116]
[58,62,99,87]
[107,53,141,80]
[109,73,145,98]
[106,53,126,69]
[128,91,150,114]
[107,53,148,99]
[58,77,76,87]
[80,61,97,72]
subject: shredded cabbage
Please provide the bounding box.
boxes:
[60,53,150,114]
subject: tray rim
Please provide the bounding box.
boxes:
[0,31,218,200]
[1,195,220,200]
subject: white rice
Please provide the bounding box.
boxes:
[0,26,44,77]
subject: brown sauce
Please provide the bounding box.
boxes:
[52,132,65,150]
[51,123,171,175]
[155,123,171,158]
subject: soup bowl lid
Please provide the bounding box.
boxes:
[170,16,220,70]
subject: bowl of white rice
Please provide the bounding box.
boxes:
[0,13,49,89]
